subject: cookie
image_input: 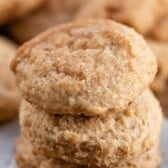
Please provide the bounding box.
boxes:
[15,135,161,168]
[106,0,166,34]
[19,90,162,167]
[8,0,87,43]
[15,136,77,168]
[149,15,168,41]
[0,0,16,25]
[0,0,45,25]
[157,0,168,16]
[0,36,21,122]
[12,20,157,116]
[8,0,168,42]
[148,40,168,117]
[75,0,106,20]
[77,0,162,34]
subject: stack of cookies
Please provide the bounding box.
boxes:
[12,20,163,168]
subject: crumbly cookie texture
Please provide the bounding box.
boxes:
[15,136,78,168]
[19,90,162,167]
[148,40,168,117]
[15,135,161,168]
[0,0,45,25]
[8,0,87,43]
[12,20,157,116]
[0,36,21,122]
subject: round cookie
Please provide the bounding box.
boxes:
[19,90,162,167]
[0,0,45,25]
[8,0,87,43]
[0,36,21,122]
[148,40,168,117]
[12,20,157,116]
[15,135,161,168]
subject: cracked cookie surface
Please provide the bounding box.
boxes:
[12,20,157,116]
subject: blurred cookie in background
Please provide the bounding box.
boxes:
[0,36,21,122]
[75,0,106,20]
[0,0,16,25]
[8,0,165,44]
[146,0,168,118]
[149,40,168,117]
[105,0,162,34]
[8,0,87,43]
[0,0,45,25]
[77,0,164,34]
[149,15,168,41]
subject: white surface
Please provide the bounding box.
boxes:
[0,119,19,168]
[161,119,168,168]
[0,119,168,168]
